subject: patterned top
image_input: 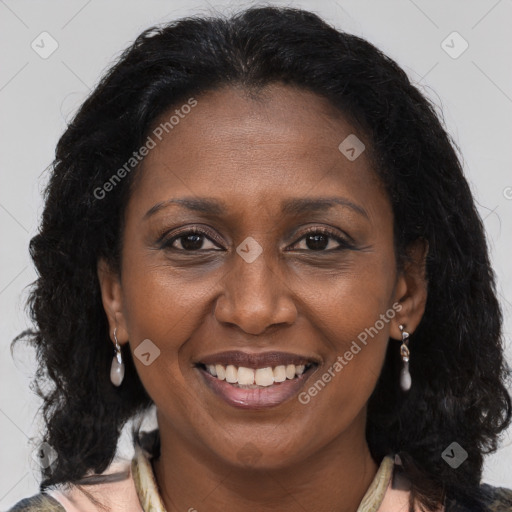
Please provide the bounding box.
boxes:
[8,431,512,512]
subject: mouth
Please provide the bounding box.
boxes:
[194,351,320,409]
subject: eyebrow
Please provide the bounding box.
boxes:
[280,197,369,219]
[143,196,369,220]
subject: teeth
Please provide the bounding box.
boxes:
[215,364,226,380]
[255,367,274,386]
[225,365,238,383]
[203,362,311,386]
[285,364,296,379]
[273,365,286,382]
[237,366,255,385]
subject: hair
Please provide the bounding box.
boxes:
[12,6,511,512]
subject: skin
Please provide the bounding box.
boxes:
[98,83,428,512]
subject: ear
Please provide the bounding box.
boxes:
[390,238,429,340]
[97,258,129,345]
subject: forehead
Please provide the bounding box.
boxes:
[127,84,388,223]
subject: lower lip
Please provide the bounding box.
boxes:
[197,365,317,409]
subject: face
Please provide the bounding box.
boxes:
[99,84,427,469]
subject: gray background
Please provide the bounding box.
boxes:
[1,0,511,508]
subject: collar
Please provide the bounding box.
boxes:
[132,438,167,512]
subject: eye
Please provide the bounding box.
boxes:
[158,226,353,252]
[290,227,353,252]
[160,228,223,251]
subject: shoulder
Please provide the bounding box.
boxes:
[445,484,512,512]
[480,483,512,511]
[6,493,66,512]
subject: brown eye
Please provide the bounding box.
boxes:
[304,233,330,251]
[291,228,353,252]
[160,229,223,251]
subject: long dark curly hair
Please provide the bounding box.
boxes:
[13,6,511,512]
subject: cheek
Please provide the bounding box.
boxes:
[307,285,392,398]
[118,258,223,404]
[294,249,396,415]
[121,253,221,337]
[297,280,393,433]
[296,246,397,344]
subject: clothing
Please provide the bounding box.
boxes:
[8,430,512,512]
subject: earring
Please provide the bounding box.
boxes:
[398,324,411,391]
[110,327,125,387]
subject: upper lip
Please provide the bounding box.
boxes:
[196,351,321,369]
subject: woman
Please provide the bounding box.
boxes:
[9,6,512,512]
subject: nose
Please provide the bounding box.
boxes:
[214,248,297,335]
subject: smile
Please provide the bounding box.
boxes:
[201,362,312,387]
[195,351,320,409]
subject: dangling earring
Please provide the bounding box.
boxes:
[398,324,411,391]
[110,327,125,387]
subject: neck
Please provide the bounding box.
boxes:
[152,414,379,512]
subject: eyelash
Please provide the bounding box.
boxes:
[158,226,354,252]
